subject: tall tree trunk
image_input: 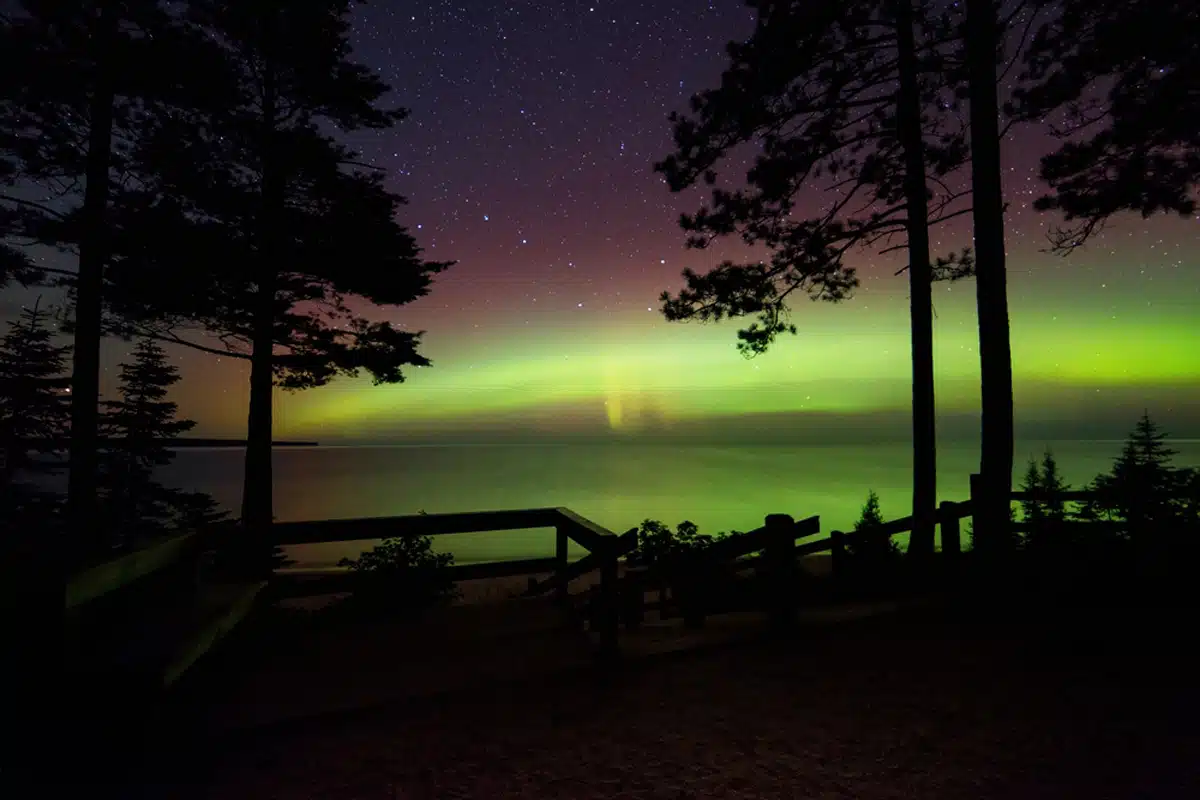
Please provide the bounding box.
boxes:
[965,0,1014,554]
[240,42,279,557]
[67,5,117,563]
[895,0,937,557]
[240,270,275,531]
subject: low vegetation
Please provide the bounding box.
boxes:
[1,308,227,559]
[625,519,739,568]
[846,490,902,565]
[331,534,461,620]
[1014,413,1198,546]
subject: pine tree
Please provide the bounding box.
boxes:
[1086,412,1181,535]
[1038,451,1069,523]
[0,0,197,555]
[1018,458,1043,525]
[0,300,71,523]
[654,0,976,557]
[848,490,900,561]
[1020,449,1072,550]
[854,490,887,532]
[1013,0,1199,251]
[97,339,225,548]
[101,0,451,574]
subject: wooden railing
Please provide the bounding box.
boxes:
[63,525,266,687]
[971,473,1134,539]
[830,499,973,562]
[270,507,638,661]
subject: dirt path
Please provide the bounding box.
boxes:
[159,612,1198,799]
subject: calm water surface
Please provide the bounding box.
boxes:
[157,440,1200,568]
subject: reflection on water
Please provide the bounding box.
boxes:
[155,440,1200,568]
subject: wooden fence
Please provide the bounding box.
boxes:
[63,527,266,689]
[52,474,1118,695]
[270,507,638,661]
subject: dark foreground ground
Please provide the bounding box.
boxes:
[144,603,1200,800]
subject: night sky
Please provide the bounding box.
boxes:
[56,1,1200,441]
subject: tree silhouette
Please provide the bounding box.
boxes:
[1013,0,1199,252]
[1083,412,1182,535]
[98,339,227,549]
[102,0,451,573]
[0,300,71,504]
[0,153,46,289]
[1018,458,1043,527]
[847,490,900,562]
[1036,451,1069,523]
[0,0,196,555]
[654,0,974,556]
[1018,449,1070,550]
[962,0,1016,558]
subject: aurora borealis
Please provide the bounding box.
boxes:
[91,1,1200,442]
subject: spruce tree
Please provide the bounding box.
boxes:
[1018,458,1043,526]
[0,299,71,501]
[98,339,226,548]
[1019,449,1071,550]
[0,298,73,786]
[848,490,900,562]
[102,0,451,574]
[1038,451,1069,523]
[1086,412,1181,535]
[0,0,195,555]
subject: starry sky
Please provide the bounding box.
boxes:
[30,0,1200,443]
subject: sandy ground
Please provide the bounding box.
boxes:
[278,554,833,611]
[277,570,608,611]
[156,608,1199,800]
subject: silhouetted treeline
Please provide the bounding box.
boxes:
[1019,413,1200,544]
[1,306,223,551]
[654,0,1199,557]
[1,0,447,571]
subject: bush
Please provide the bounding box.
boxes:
[846,491,901,563]
[626,519,733,567]
[333,534,460,619]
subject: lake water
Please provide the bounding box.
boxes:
[158,439,1200,569]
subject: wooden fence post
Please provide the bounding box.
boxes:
[597,540,619,663]
[939,501,961,556]
[554,522,569,606]
[969,472,982,555]
[764,514,796,630]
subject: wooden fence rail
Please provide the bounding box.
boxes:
[271,506,636,660]
[57,474,1121,708]
[63,526,265,693]
[830,500,973,560]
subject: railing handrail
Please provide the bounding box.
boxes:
[834,500,970,541]
[524,527,638,597]
[270,507,567,546]
[66,531,201,609]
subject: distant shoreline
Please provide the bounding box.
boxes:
[15,438,318,449]
[167,439,318,448]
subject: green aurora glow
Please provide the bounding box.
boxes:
[165,244,1198,443]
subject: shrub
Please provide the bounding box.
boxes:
[626,519,733,567]
[846,491,900,562]
[333,534,460,619]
